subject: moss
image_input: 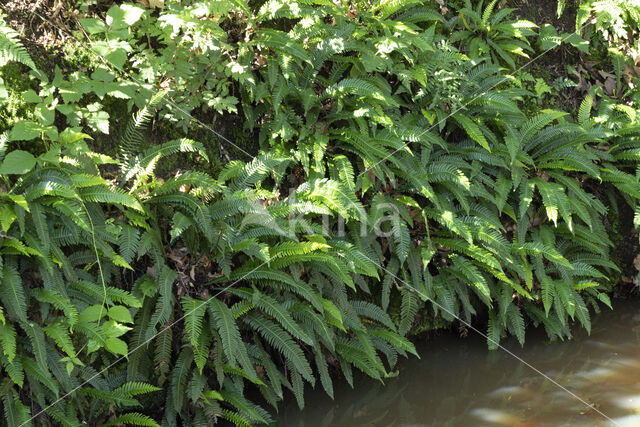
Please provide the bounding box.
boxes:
[59,40,103,70]
[0,62,37,133]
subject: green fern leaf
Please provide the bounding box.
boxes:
[0,13,36,69]
[251,291,312,344]
[120,91,166,167]
[506,305,525,346]
[104,413,160,427]
[208,299,256,381]
[114,381,162,397]
[351,300,396,331]
[0,321,16,363]
[398,291,418,336]
[43,321,75,357]
[0,381,30,427]
[245,313,314,383]
[31,288,78,325]
[487,310,501,350]
[181,296,207,348]
[226,269,323,311]
[79,186,144,212]
[369,328,418,357]
[0,266,27,323]
[454,114,490,151]
[0,353,23,386]
[573,291,591,334]
[118,224,140,264]
[332,154,355,192]
[450,255,492,306]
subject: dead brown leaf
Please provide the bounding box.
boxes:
[347,4,358,19]
[367,168,376,186]
[138,0,165,8]
[435,0,449,15]
[604,77,617,96]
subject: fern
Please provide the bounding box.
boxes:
[398,291,418,336]
[79,186,144,212]
[351,300,397,331]
[43,322,75,357]
[181,296,207,348]
[0,13,36,69]
[0,322,16,363]
[0,266,27,323]
[487,310,502,350]
[120,91,166,168]
[118,224,141,264]
[208,299,255,379]
[250,291,312,344]
[1,380,30,426]
[2,0,639,424]
[104,413,161,427]
[244,313,314,383]
[31,289,79,325]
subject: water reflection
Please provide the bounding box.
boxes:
[279,299,640,426]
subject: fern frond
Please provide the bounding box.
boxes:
[104,413,161,427]
[250,291,312,344]
[0,321,17,363]
[181,296,207,348]
[0,13,36,69]
[79,186,144,212]
[207,299,255,380]
[0,266,27,323]
[43,321,75,357]
[31,288,78,325]
[398,291,418,336]
[118,224,140,264]
[351,300,396,331]
[120,91,166,168]
[244,313,314,383]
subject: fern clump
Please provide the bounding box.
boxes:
[1,1,640,425]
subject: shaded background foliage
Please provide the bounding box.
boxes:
[1,0,640,425]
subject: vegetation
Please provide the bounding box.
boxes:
[1,0,640,425]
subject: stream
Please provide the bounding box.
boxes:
[279,298,640,426]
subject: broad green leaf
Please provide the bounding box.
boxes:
[9,121,40,141]
[0,150,36,175]
[108,306,133,324]
[78,305,107,324]
[78,18,107,34]
[106,4,145,29]
[105,337,129,356]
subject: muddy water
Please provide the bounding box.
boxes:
[279,299,640,426]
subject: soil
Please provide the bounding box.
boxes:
[511,0,579,33]
[0,0,83,79]
[0,0,74,46]
[507,0,586,112]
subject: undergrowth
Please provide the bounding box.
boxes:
[1,1,640,425]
